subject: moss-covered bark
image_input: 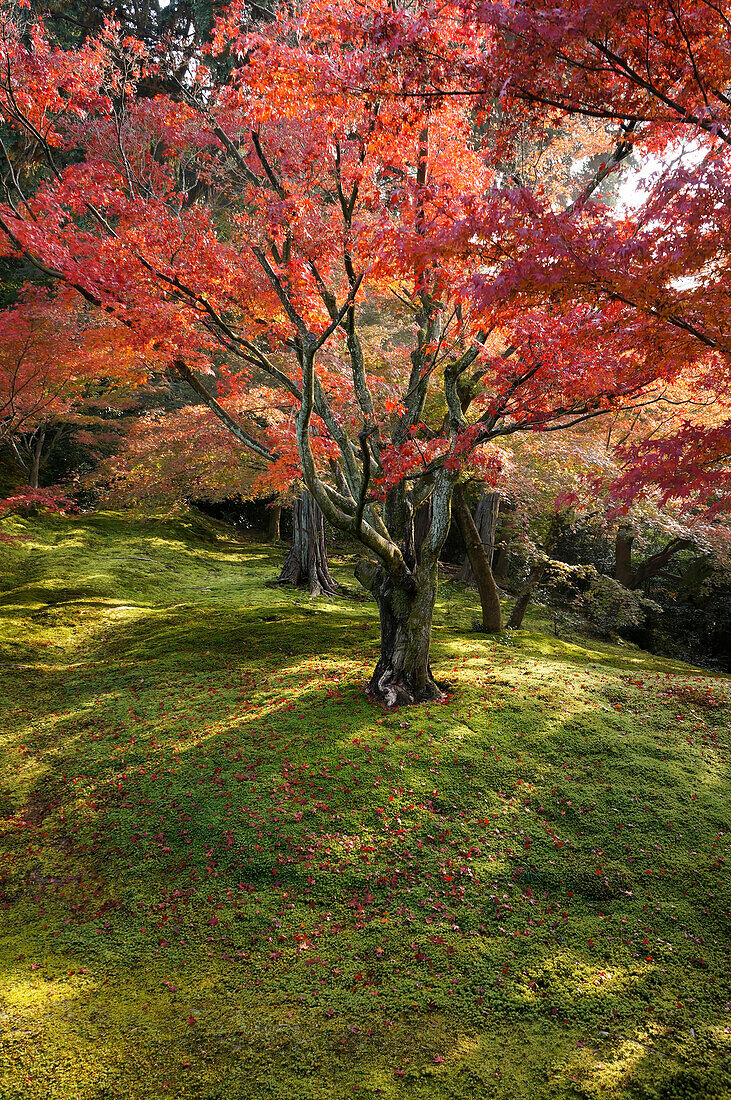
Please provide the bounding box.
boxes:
[355,471,454,706]
[355,559,443,706]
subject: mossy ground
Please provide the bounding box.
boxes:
[0,512,729,1100]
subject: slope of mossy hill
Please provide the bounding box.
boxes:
[0,512,728,1099]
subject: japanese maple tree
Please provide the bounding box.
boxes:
[0,0,719,703]
[0,287,141,489]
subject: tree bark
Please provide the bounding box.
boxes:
[507,560,548,629]
[267,500,281,542]
[355,560,443,706]
[413,499,432,562]
[460,490,499,582]
[277,490,338,597]
[614,524,692,589]
[633,538,692,587]
[614,524,635,587]
[490,499,516,581]
[492,543,509,580]
[29,428,45,489]
[354,471,454,707]
[453,484,503,632]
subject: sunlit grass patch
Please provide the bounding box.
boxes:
[0,512,728,1098]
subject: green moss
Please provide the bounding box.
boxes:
[0,511,728,1098]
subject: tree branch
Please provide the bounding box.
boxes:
[172,358,275,461]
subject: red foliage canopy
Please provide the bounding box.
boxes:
[0,0,727,696]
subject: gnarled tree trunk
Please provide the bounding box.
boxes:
[355,471,454,707]
[454,484,503,632]
[277,489,338,597]
[355,560,443,706]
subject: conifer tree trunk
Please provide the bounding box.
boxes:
[29,428,45,489]
[454,484,503,632]
[277,489,338,596]
[492,544,510,580]
[460,490,499,581]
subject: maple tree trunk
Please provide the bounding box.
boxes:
[355,560,444,707]
[277,490,338,597]
[354,472,453,707]
[266,501,282,542]
[413,499,432,561]
[454,484,503,632]
[508,560,548,629]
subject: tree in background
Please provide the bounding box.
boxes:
[99,401,338,596]
[0,288,141,492]
[276,489,338,597]
[490,406,730,629]
[453,484,504,632]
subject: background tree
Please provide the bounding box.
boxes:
[0,288,140,492]
[276,488,338,597]
[453,483,504,632]
[492,413,730,630]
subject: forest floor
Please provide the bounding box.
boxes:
[0,512,729,1100]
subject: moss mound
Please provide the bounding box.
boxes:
[0,513,728,1099]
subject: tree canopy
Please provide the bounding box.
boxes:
[0,0,728,699]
